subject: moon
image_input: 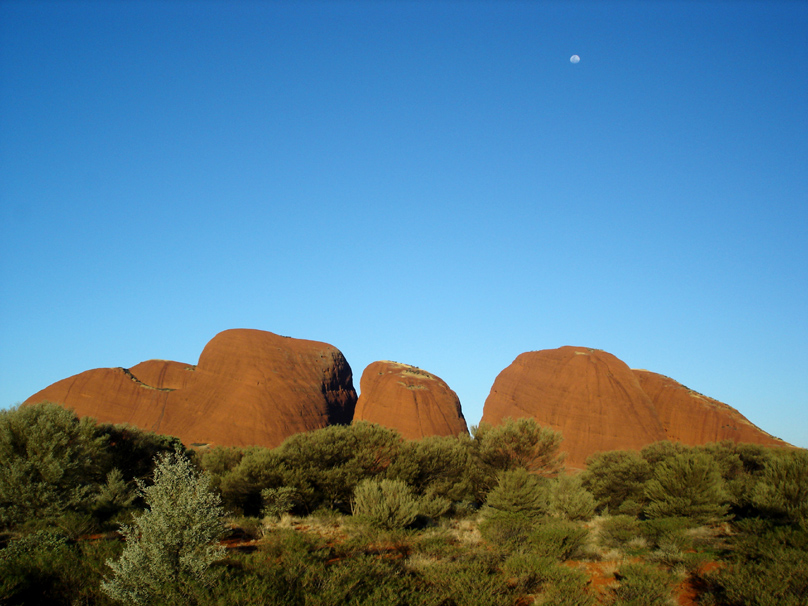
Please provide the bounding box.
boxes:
[570,55,580,64]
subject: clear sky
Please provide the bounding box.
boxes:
[1,1,806,448]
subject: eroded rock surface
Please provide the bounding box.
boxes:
[353,361,468,439]
[481,346,787,469]
[633,369,786,448]
[24,329,357,448]
[481,347,667,469]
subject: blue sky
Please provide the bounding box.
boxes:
[1,1,806,448]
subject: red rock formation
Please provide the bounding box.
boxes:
[633,369,787,447]
[353,361,468,440]
[482,346,790,469]
[24,329,357,448]
[481,347,668,469]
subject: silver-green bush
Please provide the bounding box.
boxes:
[102,449,226,606]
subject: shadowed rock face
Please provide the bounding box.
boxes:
[24,329,357,448]
[482,346,788,469]
[353,361,468,439]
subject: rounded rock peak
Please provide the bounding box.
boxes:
[354,360,468,440]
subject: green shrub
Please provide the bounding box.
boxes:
[611,562,674,606]
[541,563,596,606]
[478,512,537,550]
[470,417,564,497]
[198,446,244,496]
[644,451,730,523]
[581,450,651,513]
[502,553,594,604]
[218,447,285,516]
[385,435,473,503]
[547,473,596,521]
[97,423,183,484]
[752,449,808,528]
[351,478,419,530]
[640,440,690,468]
[0,403,108,528]
[701,547,808,606]
[0,530,120,606]
[276,422,402,512]
[502,553,558,592]
[419,556,514,606]
[417,494,452,520]
[221,530,328,605]
[53,510,99,541]
[700,519,808,606]
[599,514,642,549]
[307,553,418,606]
[473,417,565,473]
[93,468,136,523]
[410,529,461,560]
[641,516,693,551]
[261,486,298,521]
[102,448,226,606]
[484,468,548,517]
[527,519,589,561]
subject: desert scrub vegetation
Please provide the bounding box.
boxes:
[2,403,806,605]
[101,448,226,606]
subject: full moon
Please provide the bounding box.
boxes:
[570,55,580,64]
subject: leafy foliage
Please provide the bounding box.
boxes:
[209,446,284,516]
[700,519,808,606]
[751,449,808,528]
[547,473,596,521]
[351,478,420,530]
[273,422,403,512]
[385,434,473,502]
[598,514,642,549]
[611,562,674,606]
[0,403,108,528]
[484,467,548,517]
[471,418,564,486]
[527,519,589,561]
[0,529,120,605]
[644,451,730,522]
[2,403,806,606]
[581,449,651,514]
[261,486,299,521]
[102,449,226,606]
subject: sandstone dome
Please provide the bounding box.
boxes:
[24,329,357,448]
[353,361,468,440]
[481,346,787,469]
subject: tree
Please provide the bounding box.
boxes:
[752,449,808,528]
[547,473,596,521]
[470,417,564,498]
[0,403,108,528]
[102,449,226,606]
[385,434,473,501]
[581,450,652,514]
[484,468,548,517]
[644,451,730,523]
[275,422,402,512]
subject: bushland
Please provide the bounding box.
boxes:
[1,403,805,605]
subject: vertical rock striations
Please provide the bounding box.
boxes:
[24,329,357,448]
[353,361,468,439]
[481,347,668,469]
[633,369,786,448]
[481,346,788,469]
